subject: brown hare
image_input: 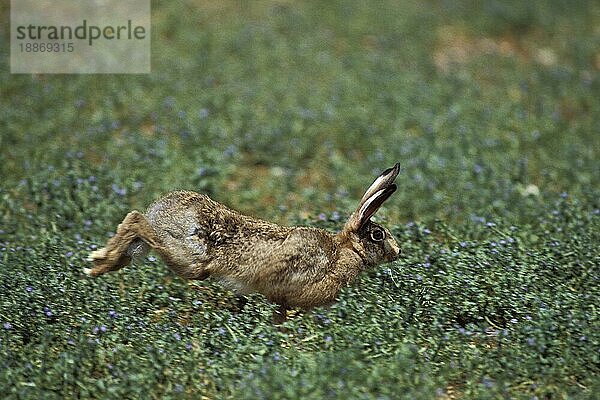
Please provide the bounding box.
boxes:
[85,163,401,323]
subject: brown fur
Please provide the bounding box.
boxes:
[86,164,401,322]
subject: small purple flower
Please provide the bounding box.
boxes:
[65,251,73,258]
[331,211,341,221]
[486,221,496,227]
[325,335,332,342]
[111,184,127,196]
[217,327,226,335]
[3,322,13,329]
[527,337,536,346]
[43,307,53,317]
[173,333,181,341]
[197,167,209,177]
[272,352,281,361]
[198,108,209,118]
[185,342,193,350]
[25,286,33,292]
[422,228,431,235]
[318,213,327,221]
[482,377,494,389]
[108,310,117,318]
[223,145,237,158]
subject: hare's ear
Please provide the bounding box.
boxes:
[358,163,400,205]
[344,163,400,232]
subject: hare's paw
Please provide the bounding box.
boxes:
[83,265,105,277]
[83,257,122,277]
[83,250,111,276]
[87,247,108,262]
[84,247,123,276]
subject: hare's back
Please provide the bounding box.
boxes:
[143,191,221,250]
[145,190,213,225]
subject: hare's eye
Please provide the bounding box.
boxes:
[370,228,385,242]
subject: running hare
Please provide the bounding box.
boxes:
[86,163,401,323]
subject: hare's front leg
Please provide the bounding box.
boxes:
[272,304,288,324]
[85,211,163,276]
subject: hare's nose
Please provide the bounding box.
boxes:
[389,245,401,262]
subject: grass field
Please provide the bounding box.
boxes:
[1,1,599,398]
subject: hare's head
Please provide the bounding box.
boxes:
[340,163,401,267]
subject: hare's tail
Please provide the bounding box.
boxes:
[85,211,161,277]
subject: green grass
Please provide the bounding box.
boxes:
[1,1,599,398]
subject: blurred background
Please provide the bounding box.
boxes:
[1,0,598,228]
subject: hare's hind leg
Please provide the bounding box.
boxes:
[85,211,162,277]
